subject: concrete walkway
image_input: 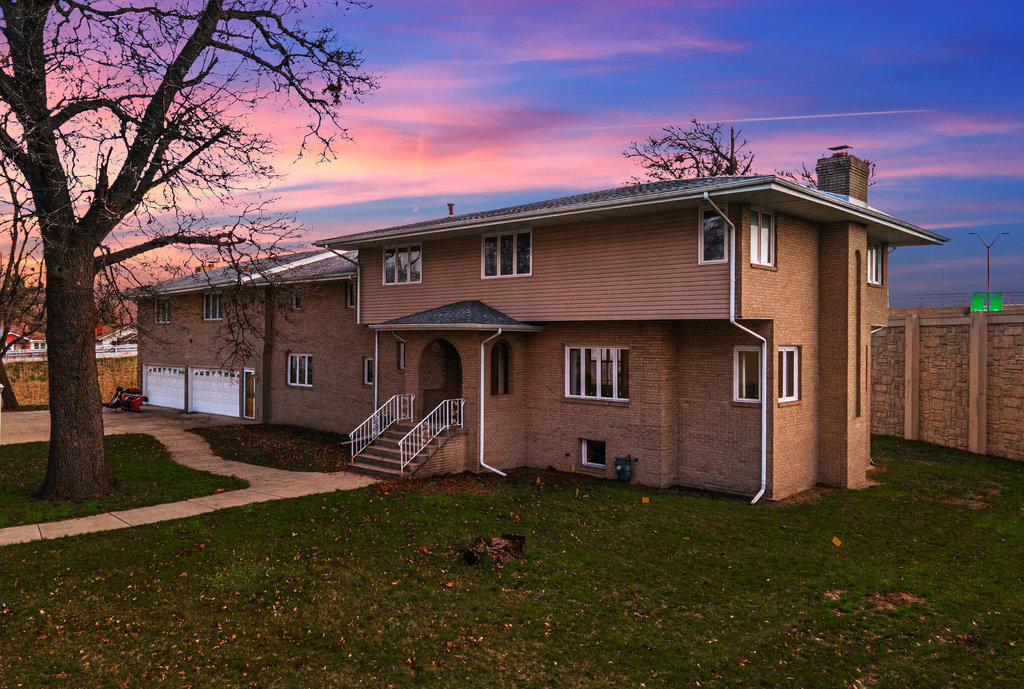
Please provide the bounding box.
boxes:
[0,408,377,546]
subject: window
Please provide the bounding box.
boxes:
[291,291,302,311]
[482,231,531,278]
[734,346,761,402]
[750,209,774,266]
[397,342,406,371]
[362,357,374,385]
[581,438,606,467]
[383,245,422,285]
[203,293,222,321]
[778,347,800,402]
[287,354,313,387]
[31,341,46,350]
[867,241,883,285]
[345,281,356,308]
[700,208,728,264]
[565,346,629,401]
[490,341,511,395]
[154,299,170,324]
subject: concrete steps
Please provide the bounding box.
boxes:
[348,422,446,480]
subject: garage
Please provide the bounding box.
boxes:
[189,368,240,417]
[143,365,186,409]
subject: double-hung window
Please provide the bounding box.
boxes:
[867,242,883,285]
[203,293,222,321]
[778,347,800,402]
[154,299,170,324]
[734,346,761,402]
[700,208,728,264]
[287,354,313,387]
[482,231,531,277]
[750,209,775,266]
[565,346,629,402]
[383,245,422,285]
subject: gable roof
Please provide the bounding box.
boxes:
[316,175,946,249]
[140,250,357,296]
[371,300,543,332]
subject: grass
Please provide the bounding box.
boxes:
[191,423,350,472]
[1,435,1023,687]
[0,434,247,528]
[0,403,48,412]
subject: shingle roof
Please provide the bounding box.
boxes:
[142,250,356,295]
[319,176,772,245]
[372,300,542,331]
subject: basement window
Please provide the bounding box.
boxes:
[581,438,606,468]
[734,346,761,403]
[778,347,800,402]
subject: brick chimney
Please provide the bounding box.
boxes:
[815,150,870,203]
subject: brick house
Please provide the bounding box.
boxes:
[138,152,945,501]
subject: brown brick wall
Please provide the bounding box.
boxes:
[870,326,904,436]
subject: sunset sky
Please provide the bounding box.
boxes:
[252,0,1023,304]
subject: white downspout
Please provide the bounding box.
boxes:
[373,330,379,411]
[704,192,768,505]
[479,328,506,476]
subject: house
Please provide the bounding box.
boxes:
[137,152,945,501]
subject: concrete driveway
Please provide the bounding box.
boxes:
[1,406,246,445]
[0,406,377,546]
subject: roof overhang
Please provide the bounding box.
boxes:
[316,177,945,249]
[369,322,543,332]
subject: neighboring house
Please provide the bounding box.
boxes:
[96,324,138,348]
[137,152,945,501]
[3,326,137,359]
[136,250,371,430]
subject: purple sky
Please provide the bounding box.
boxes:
[250,0,1024,304]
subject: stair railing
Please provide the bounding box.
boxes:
[349,394,415,458]
[398,398,464,473]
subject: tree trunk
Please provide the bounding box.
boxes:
[40,246,112,500]
[0,359,19,411]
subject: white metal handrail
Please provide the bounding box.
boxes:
[398,398,465,473]
[349,394,414,458]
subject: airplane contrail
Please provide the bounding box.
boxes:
[572,109,933,131]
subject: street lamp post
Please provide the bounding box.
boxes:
[968,232,1010,293]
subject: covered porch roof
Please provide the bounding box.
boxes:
[369,300,543,332]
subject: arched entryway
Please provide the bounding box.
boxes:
[419,338,462,415]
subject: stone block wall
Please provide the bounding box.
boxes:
[870,308,1024,461]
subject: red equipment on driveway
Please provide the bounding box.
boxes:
[103,387,148,412]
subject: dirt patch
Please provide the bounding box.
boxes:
[773,486,832,506]
[967,483,1003,500]
[857,592,926,615]
[919,494,990,510]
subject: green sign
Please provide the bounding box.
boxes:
[971,292,1003,312]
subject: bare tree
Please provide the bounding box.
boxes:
[0,1,378,499]
[623,118,755,183]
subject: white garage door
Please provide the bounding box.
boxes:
[143,365,186,409]
[189,368,240,417]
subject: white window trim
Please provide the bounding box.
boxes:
[362,357,374,385]
[243,369,257,419]
[750,207,775,267]
[382,245,423,286]
[154,298,170,324]
[397,342,406,371]
[564,345,629,402]
[287,353,313,388]
[699,207,729,265]
[581,438,607,468]
[345,281,356,308]
[203,293,223,321]
[867,242,883,285]
[778,346,800,403]
[734,346,762,403]
[481,230,532,279]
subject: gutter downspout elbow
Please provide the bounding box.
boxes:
[704,192,768,505]
[479,329,506,476]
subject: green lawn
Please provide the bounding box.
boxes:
[191,423,350,472]
[0,434,247,527]
[1,436,1023,687]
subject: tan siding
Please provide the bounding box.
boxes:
[359,209,729,323]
